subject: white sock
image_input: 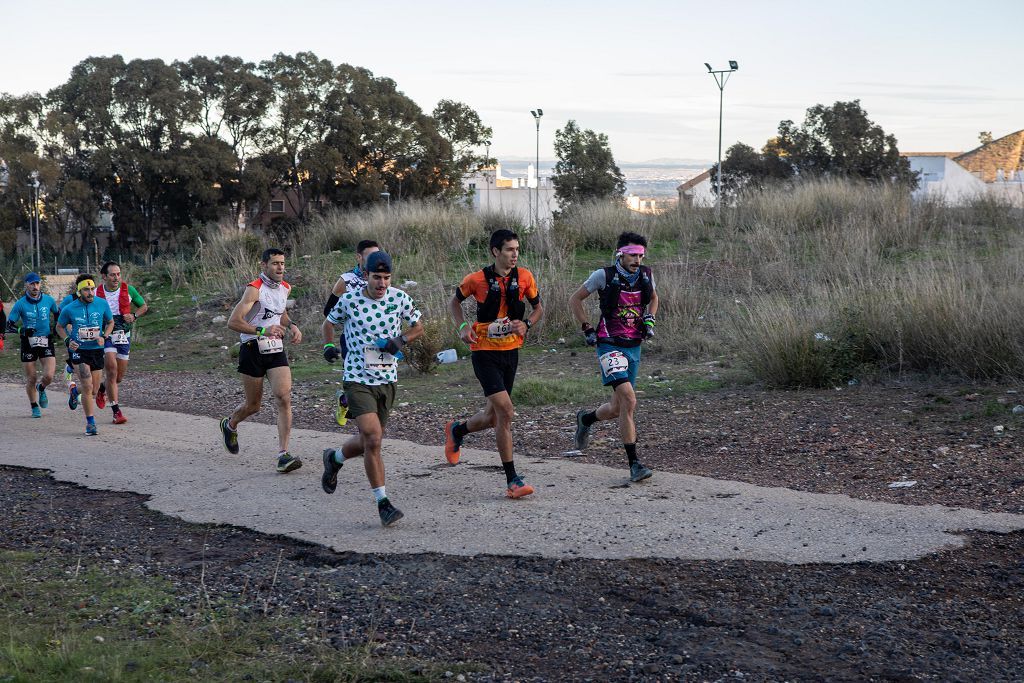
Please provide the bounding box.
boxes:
[372,486,387,503]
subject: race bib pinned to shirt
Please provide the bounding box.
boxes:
[599,350,629,376]
[486,317,514,338]
[110,330,129,345]
[364,346,397,370]
[29,335,49,348]
[256,336,284,354]
[79,326,100,341]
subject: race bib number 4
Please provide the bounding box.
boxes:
[486,317,514,338]
[29,335,49,348]
[79,326,100,341]
[599,350,629,376]
[110,330,129,345]
[256,336,284,354]
[364,346,397,370]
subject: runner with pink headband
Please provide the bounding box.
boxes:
[569,231,660,483]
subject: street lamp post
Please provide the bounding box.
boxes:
[704,61,738,217]
[483,140,491,212]
[29,171,41,271]
[530,109,543,229]
[380,191,391,207]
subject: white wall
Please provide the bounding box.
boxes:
[907,156,987,203]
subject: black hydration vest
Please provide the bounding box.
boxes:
[598,265,654,327]
[476,265,526,323]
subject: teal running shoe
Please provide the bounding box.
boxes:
[31,406,42,418]
[85,423,98,436]
[629,461,653,483]
[68,385,79,411]
[37,384,48,409]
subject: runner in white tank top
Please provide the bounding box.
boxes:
[220,248,304,474]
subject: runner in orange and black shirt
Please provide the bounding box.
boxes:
[444,229,543,499]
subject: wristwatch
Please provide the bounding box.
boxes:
[525,319,533,330]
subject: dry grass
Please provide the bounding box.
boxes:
[144,182,1024,382]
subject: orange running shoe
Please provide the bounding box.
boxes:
[505,476,534,499]
[444,420,463,465]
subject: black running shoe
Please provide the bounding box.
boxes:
[574,409,592,450]
[276,452,302,473]
[322,448,343,494]
[378,498,404,527]
[220,417,239,454]
[629,461,653,482]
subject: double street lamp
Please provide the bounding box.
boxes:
[530,109,543,229]
[704,60,738,215]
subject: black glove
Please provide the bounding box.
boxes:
[323,343,341,363]
[376,335,407,355]
[22,327,36,338]
[642,313,656,339]
[582,323,597,347]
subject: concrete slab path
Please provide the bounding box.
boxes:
[2,383,1022,564]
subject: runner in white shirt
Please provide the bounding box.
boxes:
[219,248,304,474]
[320,251,424,527]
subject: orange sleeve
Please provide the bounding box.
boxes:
[458,272,483,301]
[522,269,539,300]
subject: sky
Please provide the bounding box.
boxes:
[2,0,1022,164]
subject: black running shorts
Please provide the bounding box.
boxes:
[69,347,105,372]
[471,349,519,397]
[237,340,290,378]
[20,335,56,363]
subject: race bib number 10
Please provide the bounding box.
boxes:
[256,336,284,354]
[487,317,514,338]
[364,347,397,370]
[599,350,629,376]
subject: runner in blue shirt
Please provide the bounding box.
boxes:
[56,275,114,435]
[6,272,58,417]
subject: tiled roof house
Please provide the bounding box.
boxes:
[954,129,1024,182]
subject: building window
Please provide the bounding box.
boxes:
[468,183,476,191]
[270,200,284,213]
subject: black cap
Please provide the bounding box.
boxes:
[365,251,393,273]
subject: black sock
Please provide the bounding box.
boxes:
[30,402,39,409]
[624,442,638,466]
[37,383,44,393]
[453,421,469,439]
[502,460,518,485]
[111,403,119,413]
[582,410,598,427]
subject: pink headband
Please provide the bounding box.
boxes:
[617,244,646,256]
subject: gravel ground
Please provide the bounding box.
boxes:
[3,363,1024,680]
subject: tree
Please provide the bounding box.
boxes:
[551,120,626,211]
[979,131,993,145]
[774,100,916,185]
[709,141,792,199]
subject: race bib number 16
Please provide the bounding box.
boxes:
[487,317,513,338]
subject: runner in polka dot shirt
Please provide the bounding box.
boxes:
[327,287,422,385]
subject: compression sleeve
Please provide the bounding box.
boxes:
[323,293,339,317]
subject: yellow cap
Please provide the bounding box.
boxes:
[76,279,96,292]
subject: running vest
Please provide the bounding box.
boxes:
[239,276,291,342]
[597,265,653,345]
[476,266,526,323]
[97,283,131,316]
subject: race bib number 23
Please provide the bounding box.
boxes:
[599,350,629,376]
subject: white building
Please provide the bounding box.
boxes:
[462,163,557,227]
[904,153,988,203]
[904,129,1024,207]
[676,169,714,208]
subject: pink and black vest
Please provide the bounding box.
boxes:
[597,265,653,348]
